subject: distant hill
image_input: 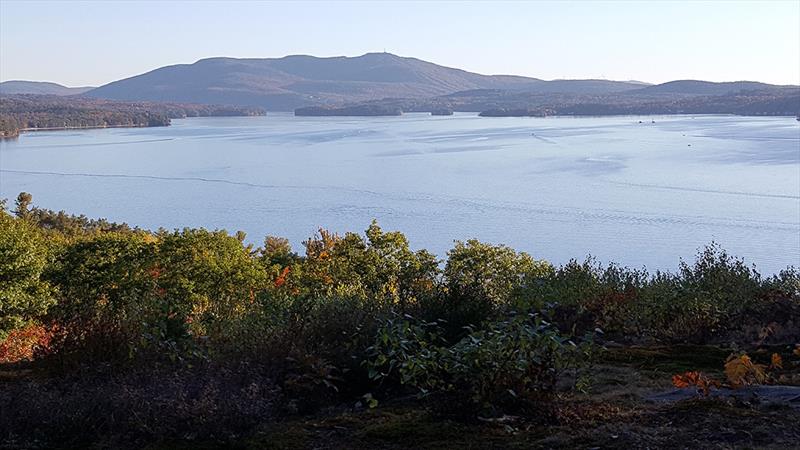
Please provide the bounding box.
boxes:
[632,80,792,96]
[346,81,800,117]
[68,53,798,115]
[0,80,95,96]
[515,79,647,94]
[85,53,648,110]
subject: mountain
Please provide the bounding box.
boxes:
[632,80,792,96]
[0,80,95,96]
[85,53,647,110]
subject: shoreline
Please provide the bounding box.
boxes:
[1,123,168,140]
[3,113,795,140]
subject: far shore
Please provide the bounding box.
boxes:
[1,123,168,139]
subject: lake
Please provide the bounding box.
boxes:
[1,113,798,273]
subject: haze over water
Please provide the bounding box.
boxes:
[1,113,798,273]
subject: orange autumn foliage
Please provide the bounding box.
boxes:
[275,266,291,288]
[724,354,767,388]
[672,371,720,396]
[770,353,783,370]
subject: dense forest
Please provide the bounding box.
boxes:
[349,88,800,117]
[0,95,265,138]
[1,194,799,448]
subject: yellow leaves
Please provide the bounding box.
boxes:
[672,371,720,396]
[141,233,159,244]
[303,228,340,259]
[770,353,783,370]
[724,353,767,388]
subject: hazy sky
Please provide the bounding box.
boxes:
[1,0,798,87]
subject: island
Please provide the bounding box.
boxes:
[479,108,552,117]
[431,108,454,116]
[294,104,403,117]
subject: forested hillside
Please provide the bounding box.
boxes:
[352,86,800,117]
[83,53,645,110]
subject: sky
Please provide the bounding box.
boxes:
[1,0,798,87]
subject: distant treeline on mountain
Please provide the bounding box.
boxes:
[295,104,402,116]
[0,80,95,96]
[466,90,800,117]
[351,85,800,117]
[0,95,265,138]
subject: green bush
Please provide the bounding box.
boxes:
[297,222,440,306]
[0,212,54,339]
[156,228,268,345]
[366,312,595,416]
[433,240,552,338]
[517,244,786,343]
[44,232,169,360]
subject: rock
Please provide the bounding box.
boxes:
[648,385,800,409]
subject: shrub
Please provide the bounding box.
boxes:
[0,322,54,363]
[44,232,167,361]
[519,244,786,344]
[156,228,268,345]
[637,244,764,342]
[297,223,440,307]
[0,212,54,339]
[366,312,595,416]
[437,240,552,338]
[763,267,800,298]
[520,258,647,337]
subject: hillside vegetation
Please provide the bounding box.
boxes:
[1,193,799,448]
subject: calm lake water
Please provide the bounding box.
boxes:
[1,113,798,273]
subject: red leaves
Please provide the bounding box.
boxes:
[148,265,162,279]
[0,324,54,363]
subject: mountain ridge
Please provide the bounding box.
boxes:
[0,80,95,96]
[83,53,650,110]
[631,80,796,95]
[7,53,797,114]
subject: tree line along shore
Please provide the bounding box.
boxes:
[0,94,265,138]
